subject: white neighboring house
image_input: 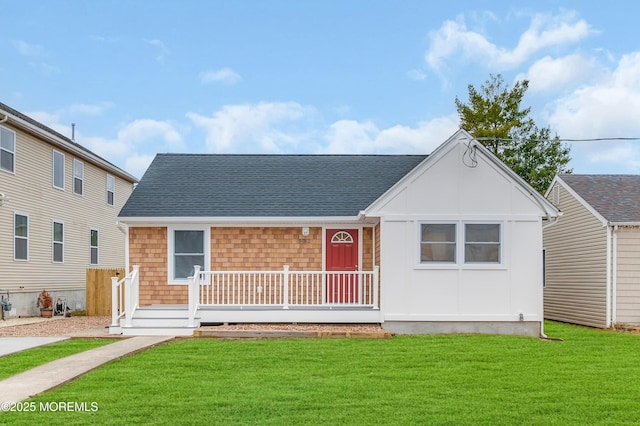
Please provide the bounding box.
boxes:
[112,129,558,336]
[0,102,138,316]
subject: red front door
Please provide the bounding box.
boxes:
[326,229,359,303]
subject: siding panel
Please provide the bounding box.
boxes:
[615,227,640,324]
[544,181,608,327]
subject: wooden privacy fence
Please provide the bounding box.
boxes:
[86,268,124,316]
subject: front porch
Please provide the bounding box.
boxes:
[110,265,381,336]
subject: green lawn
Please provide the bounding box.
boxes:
[3,322,640,425]
[0,338,117,380]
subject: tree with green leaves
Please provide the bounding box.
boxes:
[455,74,571,193]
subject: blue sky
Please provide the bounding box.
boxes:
[2,1,640,179]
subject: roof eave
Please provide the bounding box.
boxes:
[118,215,369,226]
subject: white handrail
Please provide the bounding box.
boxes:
[111,265,140,328]
[188,265,201,327]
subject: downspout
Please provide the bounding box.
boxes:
[606,225,612,328]
[612,225,618,327]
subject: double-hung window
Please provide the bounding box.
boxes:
[90,229,99,265]
[420,222,502,265]
[464,224,501,263]
[171,229,207,282]
[73,159,84,195]
[53,221,64,263]
[106,175,115,206]
[53,150,65,189]
[14,213,28,261]
[1,126,15,173]
[420,224,456,263]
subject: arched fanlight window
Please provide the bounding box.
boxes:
[331,231,353,243]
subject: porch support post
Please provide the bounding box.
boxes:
[283,265,289,309]
[373,265,380,309]
[188,265,201,327]
[124,265,140,328]
[110,276,120,327]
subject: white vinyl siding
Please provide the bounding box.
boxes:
[1,126,16,173]
[73,159,84,195]
[52,221,64,263]
[14,213,28,261]
[106,174,115,206]
[53,150,65,189]
[543,182,608,328]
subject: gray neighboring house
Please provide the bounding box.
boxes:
[544,174,640,328]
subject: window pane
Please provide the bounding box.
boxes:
[91,230,98,246]
[465,244,500,263]
[174,255,204,279]
[15,239,27,260]
[74,177,83,194]
[15,215,27,237]
[1,150,14,172]
[53,152,64,188]
[53,243,63,262]
[91,247,98,264]
[421,224,455,242]
[53,222,63,242]
[421,243,456,262]
[465,224,499,243]
[1,128,14,150]
[107,191,114,205]
[175,231,204,253]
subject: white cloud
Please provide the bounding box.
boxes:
[145,39,169,63]
[200,68,243,85]
[516,54,597,93]
[320,115,459,154]
[69,102,112,116]
[407,69,427,81]
[12,40,46,57]
[426,11,591,73]
[187,102,317,153]
[546,52,640,172]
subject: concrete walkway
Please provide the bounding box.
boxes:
[0,335,174,404]
[0,337,69,357]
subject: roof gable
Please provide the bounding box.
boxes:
[119,154,427,218]
[558,174,640,223]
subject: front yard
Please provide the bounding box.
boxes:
[3,321,640,424]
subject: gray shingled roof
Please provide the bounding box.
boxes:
[119,154,427,218]
[560,174,640,223]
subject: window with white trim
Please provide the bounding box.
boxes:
[53,221,64,263]
[420,224,456,263]
[420,222,502,265]
[172,230,205,280]
[1,126,16,173]
[14,213,28,261]
[106,174,115,206]
[90,229,99,265]
[73,159,84,195]
[53,150,65,189]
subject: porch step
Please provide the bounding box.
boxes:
[122,326,198,337]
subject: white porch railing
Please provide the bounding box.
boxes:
[111,265,140,328]
[189,265,379,312]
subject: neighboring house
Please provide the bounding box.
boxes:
[544,174,640,328]
[0,102,138,316]
[112,129,558,336]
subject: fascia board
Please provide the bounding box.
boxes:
[118,215,364,226]
[0,107,138,183]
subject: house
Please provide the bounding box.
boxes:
[544,174,640,328]
[0,102,138,317]
[112,129,559,336]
